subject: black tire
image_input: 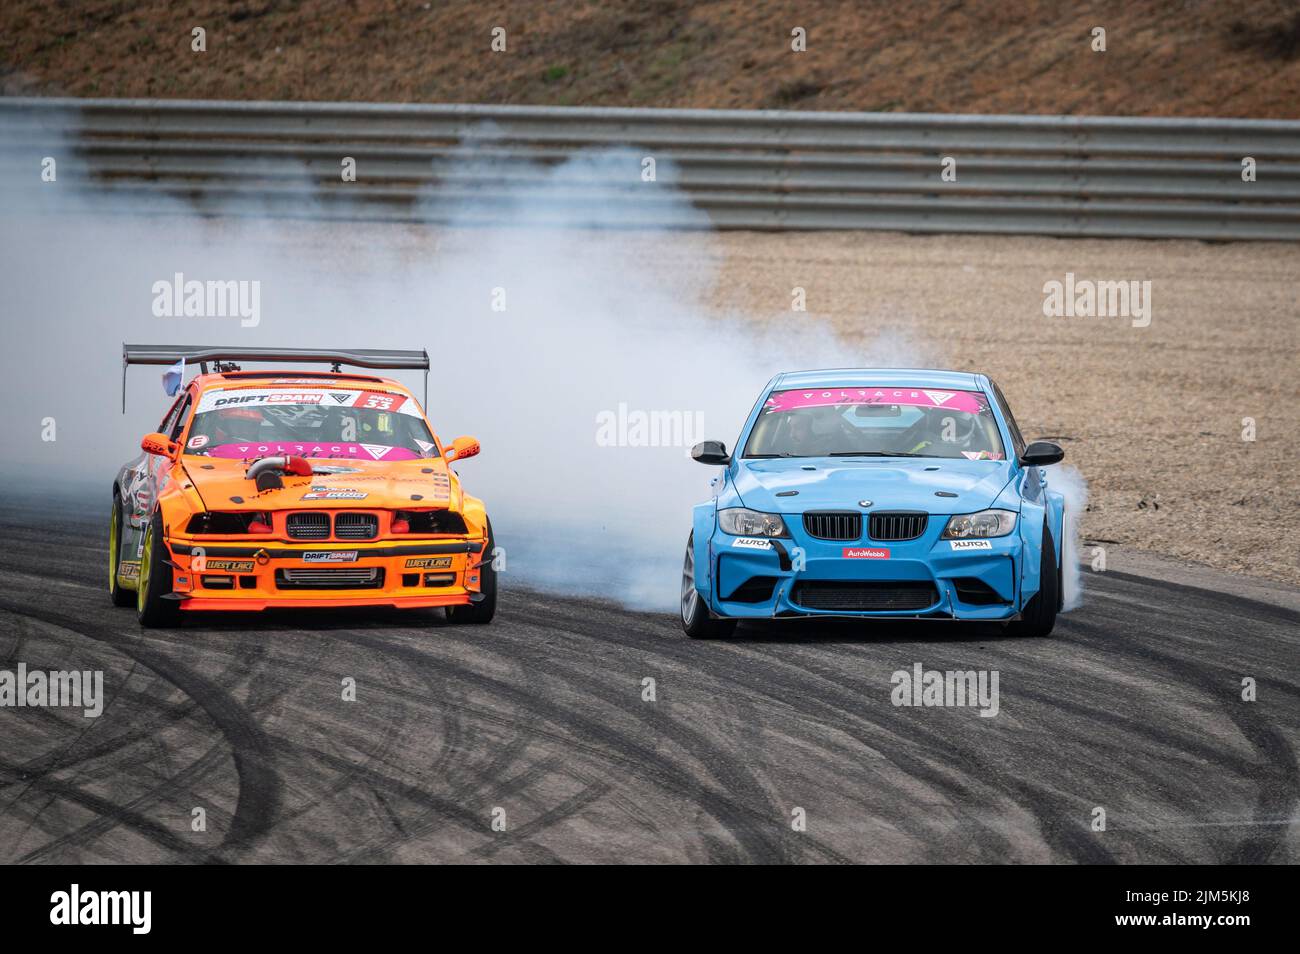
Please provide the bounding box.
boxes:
[446,519,497,624]
[108,492,134,607]
[1006,520,1058,637]
[136,510,181,628]
[680,532,737,639]
[1057,545,1065,614]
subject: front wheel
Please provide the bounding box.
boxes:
[680,532,736,639]
[136,510,181,628]
[1005,520,1058,637]
[446,519,497,624]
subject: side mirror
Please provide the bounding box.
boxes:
[691,440,731,466]
[141,432,179,459]
[1019,440,1064,467]
[446,436,481,462]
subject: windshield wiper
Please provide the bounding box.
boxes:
[828,451,930,458]
[744,453,804,459]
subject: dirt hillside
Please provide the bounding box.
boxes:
[3,1,1298,116]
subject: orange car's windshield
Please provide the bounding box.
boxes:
[185,387,437,461]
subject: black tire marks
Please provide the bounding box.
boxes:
[0,499,1295,863]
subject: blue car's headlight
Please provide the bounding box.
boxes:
[718,508,789,537]
[942,509,1017,538]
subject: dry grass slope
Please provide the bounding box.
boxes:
[2,1,1299,116]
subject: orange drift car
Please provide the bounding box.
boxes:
[111,345,496,627]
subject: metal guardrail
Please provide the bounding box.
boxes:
[2,97,1298,239]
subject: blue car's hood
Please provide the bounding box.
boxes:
[732,457,1015,514]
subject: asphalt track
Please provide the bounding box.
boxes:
[1,493,1297,864]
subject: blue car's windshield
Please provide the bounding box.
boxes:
[743,387,1006,460]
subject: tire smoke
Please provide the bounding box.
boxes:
[1046,464,1089,612]
[11,126,1094,613]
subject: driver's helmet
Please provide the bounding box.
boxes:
[809,408,843,437]
[788,408,838,451]
[213,407,263,442]
[930,407,975,445]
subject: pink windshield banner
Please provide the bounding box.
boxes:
[196,441,424,461]
[765,388,986,415]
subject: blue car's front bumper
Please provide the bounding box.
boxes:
[705,522,1025,620]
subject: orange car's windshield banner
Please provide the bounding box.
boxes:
[189,440,427,461]
[195,387,423,416]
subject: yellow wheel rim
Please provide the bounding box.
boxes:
[109,504,119,591]
[138,524,152,612]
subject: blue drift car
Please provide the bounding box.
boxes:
[682,369,1067,638]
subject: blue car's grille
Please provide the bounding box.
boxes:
[803,512,862,541]
[793,581,938,611]
[868,511,928,541]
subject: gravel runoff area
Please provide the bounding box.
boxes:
[699,230,1299,587]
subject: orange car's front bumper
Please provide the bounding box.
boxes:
[166,535,488,612]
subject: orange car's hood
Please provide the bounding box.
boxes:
[180,455,456,512]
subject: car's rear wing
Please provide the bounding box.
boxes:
[121,344,431,412]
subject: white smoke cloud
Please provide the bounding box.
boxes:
[6,118,1088,616]
[1046,463,1089,612]
[3,131,929,608]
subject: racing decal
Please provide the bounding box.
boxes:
[415,439,435,456]
[118,561,140,582]
[424,471,452,501]
[405,557,453,569]
[205,391,322,409]
[187,434,209,449]
[301,486,368,500]
[196,388,423,416]
[204,559,256,571]
[198,389,336,411]
[765,388,987,415]
[303,551,359,563]
[353,390,406,412]
[359,443,391,460]
[961,450,1005,461]
[843,547,890,559]
[950,540,993,551]
[124,464,153,523]
[203,442,423,461]
[731,537,773,550]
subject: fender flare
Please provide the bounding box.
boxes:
[1018,498,1048,608]
[690,503,716,605]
